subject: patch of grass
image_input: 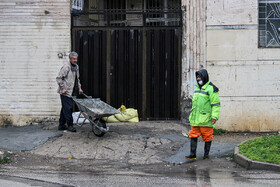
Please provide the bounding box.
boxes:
[213,128,228,135]
[239,135,280,164]
[0,151,12,164]
[0,157,12,164]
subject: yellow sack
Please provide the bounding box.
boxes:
[104,105,139,123]
[119,105,126,113]
[115,108,138,121]
[125,109,138,118]
[103,115,120,123]
[114,113,127,122]
[128,116,139,122]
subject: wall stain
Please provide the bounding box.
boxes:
[0,115,58,126]
[0,115,13,126]
[222,117,278,132]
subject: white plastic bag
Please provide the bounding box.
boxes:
[72,112,90,124]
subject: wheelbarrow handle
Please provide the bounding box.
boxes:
[81,93,91,99]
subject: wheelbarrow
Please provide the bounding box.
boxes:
[72,93,120,137]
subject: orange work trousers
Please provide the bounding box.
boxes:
[189,126,213,142]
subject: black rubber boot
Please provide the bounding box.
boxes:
[58,125,67,131]
[203,141,212,160]
[67,126,77,132]
[185,138,197,160]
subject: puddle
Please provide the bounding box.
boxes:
[131,133,239,166]
[163,142,238,164]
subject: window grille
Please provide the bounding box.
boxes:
[72,0,181,27]
[72,0,84,12]
[259,0,280,47]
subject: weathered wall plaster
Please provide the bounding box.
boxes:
[206,0,280,131]
[0,0,71,126]
[181,0,280,132]
[181,0,206,124]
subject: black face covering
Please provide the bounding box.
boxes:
[195,69,209,88]
[71,63,78,72]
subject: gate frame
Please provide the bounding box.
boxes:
[71,5,182,120]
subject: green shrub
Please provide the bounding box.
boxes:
[0,157,12,164]
[0,151,12,164]
[213,128,228,135]
[239,135,280,164]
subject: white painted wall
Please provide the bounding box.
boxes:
[206,0,280,131]
[0,0,71,125]
[207,0,257,25]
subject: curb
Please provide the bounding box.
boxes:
[234,141,280,172]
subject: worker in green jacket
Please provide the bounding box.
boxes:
[185,69,221,160]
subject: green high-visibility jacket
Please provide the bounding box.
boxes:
[189,80,221,128]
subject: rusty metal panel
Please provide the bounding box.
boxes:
[0,0,71,125]
[73,28,180,120]
[146,29,180,120]
[71,1,182,120]
[73,29,108,102]
[109,29,143,112]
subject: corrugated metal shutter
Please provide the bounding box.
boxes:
[0,0,71,125]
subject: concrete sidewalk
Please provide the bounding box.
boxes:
[0,121,235,164]
[0,121,278,168]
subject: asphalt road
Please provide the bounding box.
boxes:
[0,121,279,186]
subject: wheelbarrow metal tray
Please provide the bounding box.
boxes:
[73,98,120,118]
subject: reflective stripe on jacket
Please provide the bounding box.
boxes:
[189,80,221,127]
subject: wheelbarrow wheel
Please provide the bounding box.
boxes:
[92,119,106,137]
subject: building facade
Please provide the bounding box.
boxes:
[0,0,71,125]
[0,0,279,132]
[181,0,280,132]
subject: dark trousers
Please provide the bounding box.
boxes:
[59,95,73,127]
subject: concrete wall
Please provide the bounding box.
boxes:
[181,0,280,132]
[206,0,280,132]
[0,0,71,126]
[1,0,278,131]
[181,0,207,123]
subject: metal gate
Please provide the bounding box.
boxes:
[72,0,182,120]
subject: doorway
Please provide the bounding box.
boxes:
[72,0,182,120]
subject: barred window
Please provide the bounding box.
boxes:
[259,0,280,47]
[72,0,181,27]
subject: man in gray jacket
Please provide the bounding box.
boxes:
[56,52,83,132]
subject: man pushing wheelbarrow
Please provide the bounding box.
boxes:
[56,51,83,132]
[56,52,119,136]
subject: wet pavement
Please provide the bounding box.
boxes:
[0,121,279,186]
[1,164,279,187]
[0,125,62,151]
[163,141,238,164]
